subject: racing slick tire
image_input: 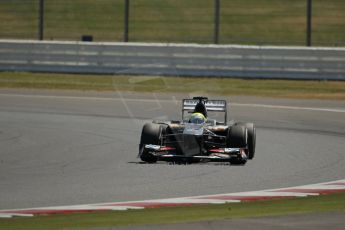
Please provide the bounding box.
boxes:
[226,125,248,165]
[226,125,248,148]
[236,122,256,159]
[229,157,247,165]
[139,123,163,163]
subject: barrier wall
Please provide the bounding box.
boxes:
[0,40,344,80]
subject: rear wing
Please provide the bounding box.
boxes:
[182,99,228,124]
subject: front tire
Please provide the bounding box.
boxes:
[227,125,248,165]
[139,123,163,163]
[229,157,247,165]
[226,125,248,148]
[236,122,256,159]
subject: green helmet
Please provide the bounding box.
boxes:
[189,112,207,124]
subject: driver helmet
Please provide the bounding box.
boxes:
[189,112,207,124]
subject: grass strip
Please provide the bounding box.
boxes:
[0,192,344,230]
[0,0,344,46]
[1,72,345,100]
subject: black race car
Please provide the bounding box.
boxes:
[138,97,256,165]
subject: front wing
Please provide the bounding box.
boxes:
[142,144,248,163]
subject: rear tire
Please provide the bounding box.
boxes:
[139,123,163,163]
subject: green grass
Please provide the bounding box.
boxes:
[0,0,344,46]
[0,193,344,230]
[0,0,124,41]
[1,72,345,100]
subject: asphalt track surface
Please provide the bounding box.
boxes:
[0,89,344,210]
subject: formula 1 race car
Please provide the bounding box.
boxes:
[138,97,256,165]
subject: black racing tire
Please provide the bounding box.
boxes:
[236,122,256,159]
[226,125,248,165]
[226,125,248,148]
[229,157,247,165]
[139,123,163,163]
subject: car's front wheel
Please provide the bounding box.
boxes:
[139,123,163,163]
[226,125,248,148]
[236,122,256,159]
[226,125,248,165]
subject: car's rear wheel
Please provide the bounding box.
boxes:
[139,123,163,163]
[236,122,256,159]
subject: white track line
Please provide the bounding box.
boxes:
[231,103,345,113]
[0,93,344,113]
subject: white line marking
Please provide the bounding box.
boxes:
[231,103,345,113]
[0,93,344,113]
[200,191,317,197]
[0,213,33,218]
